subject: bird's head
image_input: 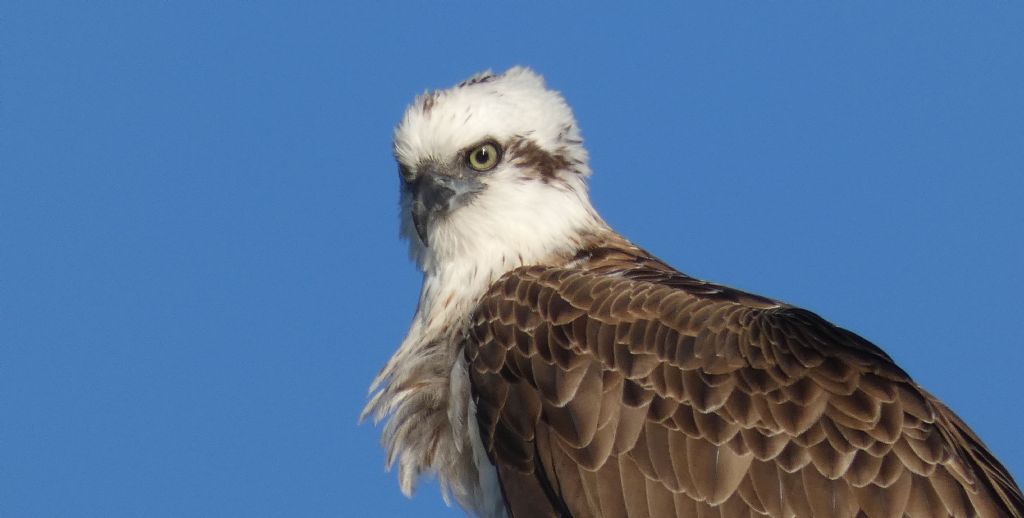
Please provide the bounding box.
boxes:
[393,67,604,272]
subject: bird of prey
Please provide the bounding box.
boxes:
[363,67,1023,517]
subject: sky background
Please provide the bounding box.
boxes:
[3,2,1023,517]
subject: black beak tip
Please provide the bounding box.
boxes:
[412,210,430,247]
[410,173,459,248]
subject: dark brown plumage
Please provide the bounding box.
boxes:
[465,235,1024,518]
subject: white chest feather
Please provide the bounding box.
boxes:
[363,264,509,517]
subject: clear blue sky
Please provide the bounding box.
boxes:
[3,2,1022,517]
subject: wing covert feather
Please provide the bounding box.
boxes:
[466,247,1023,517]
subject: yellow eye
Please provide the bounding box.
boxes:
[466,142,501,172]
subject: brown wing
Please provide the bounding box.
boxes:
[465,247,1023,518]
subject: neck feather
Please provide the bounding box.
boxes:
[365,177,611,509]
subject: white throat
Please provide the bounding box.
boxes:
[416,173,605,317]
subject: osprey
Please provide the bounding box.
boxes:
[363,67,1023,517]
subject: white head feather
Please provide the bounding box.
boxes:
[393,66,605,276]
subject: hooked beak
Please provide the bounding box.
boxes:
[410,171,481,247]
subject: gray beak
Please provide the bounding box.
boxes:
[410,171,481,247]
